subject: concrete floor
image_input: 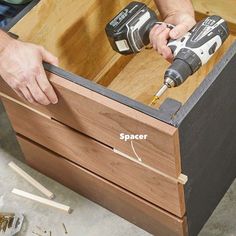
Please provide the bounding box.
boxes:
[0,101,235,236]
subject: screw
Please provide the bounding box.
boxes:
[62,223,68,234]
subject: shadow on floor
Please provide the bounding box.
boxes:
[0,100,24,161]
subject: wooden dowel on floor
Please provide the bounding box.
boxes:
[8,161,54,199]
[12,188,72,214]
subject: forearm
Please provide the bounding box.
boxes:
[154,0,195,20]
[0,30,14,52]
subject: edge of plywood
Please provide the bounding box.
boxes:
[43,62,176,124]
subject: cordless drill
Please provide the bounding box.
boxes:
[105,1,229,104]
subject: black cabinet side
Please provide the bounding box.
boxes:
[177,43,236,236]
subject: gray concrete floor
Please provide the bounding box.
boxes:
[0,101,235,236]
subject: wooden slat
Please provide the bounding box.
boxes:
[192,0,236,35]
[2,98,185,217]
[0,75,181,178]
[17,135,188,236]
[9,0,151,81]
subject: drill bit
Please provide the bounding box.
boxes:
[150,96,158,106]
[151,84,169,105]
[151,77,175,106]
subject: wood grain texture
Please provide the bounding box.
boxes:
[0,75,181,178]
[17,135,188,236]
[108,35,236,107]
[94,54,134,87]
[2,98,185,217]
[192,0,236,34]
[9,0,150,81]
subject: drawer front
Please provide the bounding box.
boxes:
[0,73,181,179]
[17,135,188,236]
[2,97,185,217]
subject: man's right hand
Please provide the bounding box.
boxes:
[0,32,58,105]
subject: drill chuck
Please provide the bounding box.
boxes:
[151,77,175,105]
[164,59,193,86]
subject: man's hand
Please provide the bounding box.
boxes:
[0,32,58,105]
[150,0,196,61]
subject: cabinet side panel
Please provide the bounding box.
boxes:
[179,54,236,236]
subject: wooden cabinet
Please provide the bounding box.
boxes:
[0,1,236,235]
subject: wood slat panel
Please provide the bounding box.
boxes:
[0,75,181,178]
[2,98,185,217]
[17,135,188,236]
